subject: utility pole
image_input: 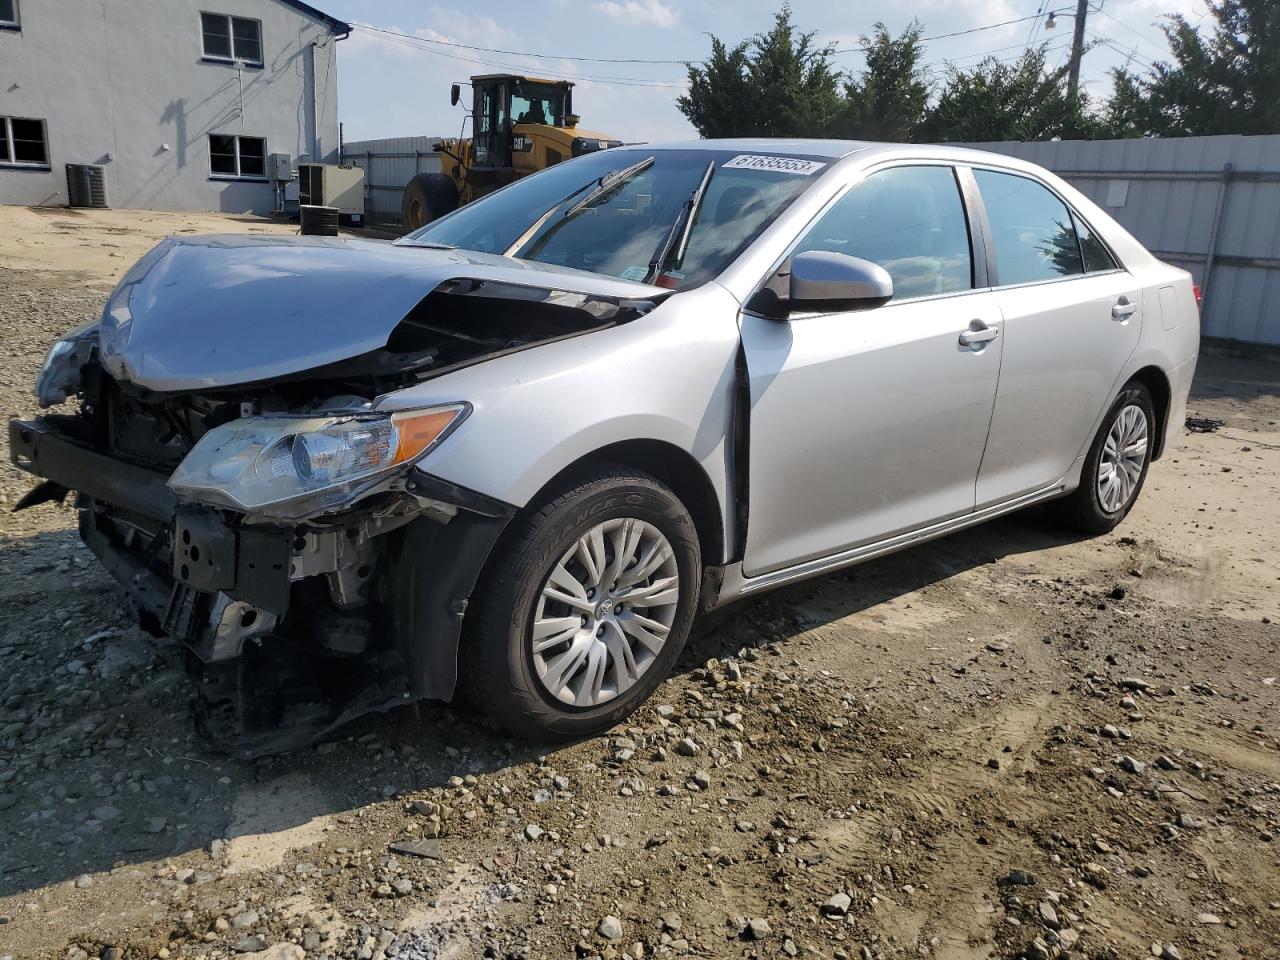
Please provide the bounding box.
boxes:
[1066,0,1090,102]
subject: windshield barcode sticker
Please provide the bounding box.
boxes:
[722,155,825,175]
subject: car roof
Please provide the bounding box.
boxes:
[640,139,872,159]
[626,138,1041,170]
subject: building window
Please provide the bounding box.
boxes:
[209,134,267,179]
[0,0,19,30]
[201,12,263,65]
[1,116,49,168]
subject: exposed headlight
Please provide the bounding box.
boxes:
[168,404,469,518]
[36,322,99,407]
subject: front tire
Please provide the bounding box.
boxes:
[461,465,701,739]
[1054,381,1155,534]
[401,172,458,232]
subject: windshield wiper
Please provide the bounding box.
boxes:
[562,156,655,220]
[645,160,715,283]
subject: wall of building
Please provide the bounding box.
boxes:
[965,135,1280,348]
[0,0,341,214]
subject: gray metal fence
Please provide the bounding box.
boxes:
[965,135,1280,348]
[341,136,444,229]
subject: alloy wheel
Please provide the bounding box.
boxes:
[530,518,680,707]
[1097,403,1149,513]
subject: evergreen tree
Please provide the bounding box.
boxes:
[678,5,843,138]
[839,21,930,141]
[921,46,1094,142]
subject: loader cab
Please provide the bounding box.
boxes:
[468,74,574,171]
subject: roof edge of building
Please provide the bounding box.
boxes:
[277,0,352,36]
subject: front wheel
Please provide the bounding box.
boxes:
[461,466,701,739]
[1053,381,1155,534]
[401,172,458,232]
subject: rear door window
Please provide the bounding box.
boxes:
[974,169,1084,285]
[793,165,974,301]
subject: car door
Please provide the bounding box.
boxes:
[740,163,1005,578]
[970,168,1143,507]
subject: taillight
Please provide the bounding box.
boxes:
[1192,284,1202,312]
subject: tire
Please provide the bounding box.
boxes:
[1053,381,1156,534]
[401,172,458,232]
[461,465,701,740]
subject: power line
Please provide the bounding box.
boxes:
[1025,0,1050,48]
[355,11,1101,88]
[832,7,1082,56]
[1025,5,1043,48]
[355,23,692,66]
[359,9,1087,66]
[928,37,1066,67]
[1087,31,1156,70]
[1094,8,1170,60]
[363,28,689,87]
[926,39,1071,71]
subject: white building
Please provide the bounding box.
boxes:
[0,0,348,214]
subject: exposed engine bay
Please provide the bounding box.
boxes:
[11,274,659,755]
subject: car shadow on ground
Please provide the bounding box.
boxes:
[686,504,1089,659]
[0,505,1085,898]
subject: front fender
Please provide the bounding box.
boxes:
[378,282,743,540]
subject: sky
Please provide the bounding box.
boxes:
[319,0,1209,146]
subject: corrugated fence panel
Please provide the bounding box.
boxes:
[342,136,444,227]
[963,134,1280,347]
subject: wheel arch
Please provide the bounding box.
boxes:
[1127,364,1172,459]
[405,439,726,706]
[528,438,726,570]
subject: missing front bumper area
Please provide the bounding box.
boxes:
[9,416,513,755]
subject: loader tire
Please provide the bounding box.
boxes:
[402,172,458,232]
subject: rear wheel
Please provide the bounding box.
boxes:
[461,465,701,739]
[1053,381,1155,534]
[401,172,458,232]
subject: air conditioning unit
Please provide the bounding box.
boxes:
[66,164,109,208]
[297,163,364,217]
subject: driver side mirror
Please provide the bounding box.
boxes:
[450,83,461,107]
[789,251,893,311]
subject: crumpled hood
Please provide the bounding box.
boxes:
[98,234,664,392]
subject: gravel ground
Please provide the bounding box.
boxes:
[1,208,1278,960]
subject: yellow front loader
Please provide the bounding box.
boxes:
[401,74,623,231]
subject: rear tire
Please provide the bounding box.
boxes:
[401,172,458,232]
[461,465,701,740]
[1053,381,1155,534]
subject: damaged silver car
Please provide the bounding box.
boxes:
[10,140,1199,752]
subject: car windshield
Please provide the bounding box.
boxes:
[397,149,829,289]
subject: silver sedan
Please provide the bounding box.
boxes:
[13,139,1199,748]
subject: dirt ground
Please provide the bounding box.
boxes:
[0,207,1277,960]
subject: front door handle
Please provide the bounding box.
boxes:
[958,320,1000,348]
[1112,296,1138,320]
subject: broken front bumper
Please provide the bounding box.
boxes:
[10,418,295,648]
[8,417,513,702]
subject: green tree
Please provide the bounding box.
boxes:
[1097,67,1149,138]
[1141,0,1280,135]
[678,5,844,138]
[922,46,1094,142]
[838,21,930,141]
[677,37,754,139]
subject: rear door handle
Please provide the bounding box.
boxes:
[958,320,1000,348]
[1112,296,1138,320]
